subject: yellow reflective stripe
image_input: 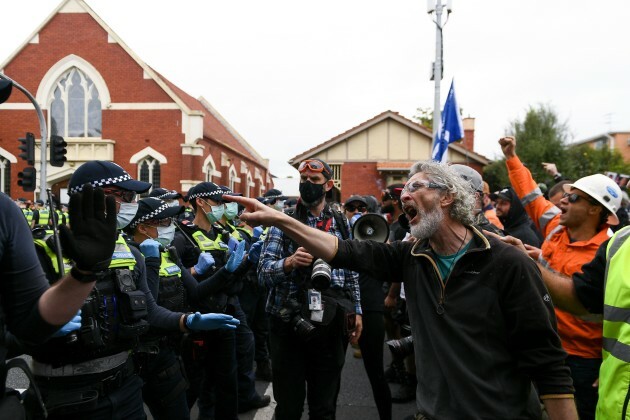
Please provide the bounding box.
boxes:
[109,235,136,269]
[159,251,181,277]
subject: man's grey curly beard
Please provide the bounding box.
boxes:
[410,204,443,240]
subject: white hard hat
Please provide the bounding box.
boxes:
[563,174,622,225]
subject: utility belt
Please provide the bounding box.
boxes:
[33,352,135,415]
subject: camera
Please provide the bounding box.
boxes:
[311,258,332,291]
[386,335,414,360]
[278,299,316,340]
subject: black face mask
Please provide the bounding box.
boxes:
[299,181,326,206]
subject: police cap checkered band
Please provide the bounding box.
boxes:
[129,197,183,229]
[68,161,151,195]
[185,182,223,202]
[149,188,181,200]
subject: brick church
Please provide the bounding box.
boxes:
[0,0,273,202]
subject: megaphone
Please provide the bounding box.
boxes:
[352,213,390,242]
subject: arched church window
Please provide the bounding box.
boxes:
[50,67,101,137]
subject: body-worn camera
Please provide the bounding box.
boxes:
[311,258,332,291]
[278,299,316,340]
[386,335,414,360]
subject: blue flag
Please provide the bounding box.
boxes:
[432,79,464,163]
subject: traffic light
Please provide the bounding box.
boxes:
[50,135,67,167]
[18,132,35,165]
[18,166,36,192]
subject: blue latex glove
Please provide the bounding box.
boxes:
[186,312,240,331]
[252,226,264,241]
[53,311,82,338]
[194,252,215,276]
[248,240,263,264]
[226,236,239,254]
[226,240,246,272]
[140,238,161,258]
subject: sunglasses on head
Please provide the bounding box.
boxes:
[401,180,446,195]
[563,192,598,205]
[298,159,331,176]
[102,188,136,203]
[345,204,367,212]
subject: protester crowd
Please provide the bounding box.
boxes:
[1,135,630,420]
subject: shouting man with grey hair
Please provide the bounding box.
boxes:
[225,160,578,419]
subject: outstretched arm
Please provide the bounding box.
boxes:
[224,195,339,262]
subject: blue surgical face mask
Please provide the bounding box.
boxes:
[205,204,224,224]
[156,224,175,247]
[274,200,285,211]
[117,202,139,229]
[224,202,238,220]
[167,200,180,208]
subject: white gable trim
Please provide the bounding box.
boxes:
[129,147,168,164]
[202,154,222,178]
[36,54,111,108]
[0,147,17,163]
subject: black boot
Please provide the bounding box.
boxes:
[384,359,405,384]
[391,373,416,403]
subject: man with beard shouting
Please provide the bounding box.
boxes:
[256,158,362,420]
[230,160,577,420]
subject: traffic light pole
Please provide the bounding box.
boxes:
[0,73,48,201]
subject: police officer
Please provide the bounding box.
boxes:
[22,161,239,420]
[126,197,243,420]
[173,182,269,419]
[0,184,117,420]
[31,200,50,229]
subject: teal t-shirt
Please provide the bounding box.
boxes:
[433,240,472,280]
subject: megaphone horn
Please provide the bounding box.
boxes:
[352,213,390,242]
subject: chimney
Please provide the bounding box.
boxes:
[462,117,475,152]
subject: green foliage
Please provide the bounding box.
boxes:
[482,160,508,192]
[413,107,433,130]
[506,104,568,184]
[563,145,630,181]
[485,104,630,190]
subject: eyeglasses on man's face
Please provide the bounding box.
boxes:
[298,159,331,177]
[562,192,598,206]
[401,180,446,195]
[102,188,136,203]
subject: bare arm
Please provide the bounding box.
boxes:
[38,275,96,325]
[225,195,339,262]
[542,397,578,420]
[538,266,589,316]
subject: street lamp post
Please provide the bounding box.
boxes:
[427,0,452,151]
[0,73,48,201]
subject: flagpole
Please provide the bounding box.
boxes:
[427,0,452,154]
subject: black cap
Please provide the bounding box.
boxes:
[35,199,44,205]
[0,79,12,104]
[344,195,368,207]
[490,187,513,201]
[262,188,287,204]
[149,188,182,200]
[185,182,224,203]
[220,185,242,197]
[68,161,151,194]
[128,197,183,229]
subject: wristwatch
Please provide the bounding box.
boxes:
[70,266,108,283]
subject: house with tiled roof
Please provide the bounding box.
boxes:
[288,110,490,203]
[0,0,272,201]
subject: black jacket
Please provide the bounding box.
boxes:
[331,227,573,419]
[498,187,543,247]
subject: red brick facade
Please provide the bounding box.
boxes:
[0,2,271,200]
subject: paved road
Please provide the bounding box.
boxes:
[8,344,416,419]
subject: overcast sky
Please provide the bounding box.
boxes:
[1,0,629,179]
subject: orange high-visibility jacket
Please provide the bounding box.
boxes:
[506,156,609,358]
